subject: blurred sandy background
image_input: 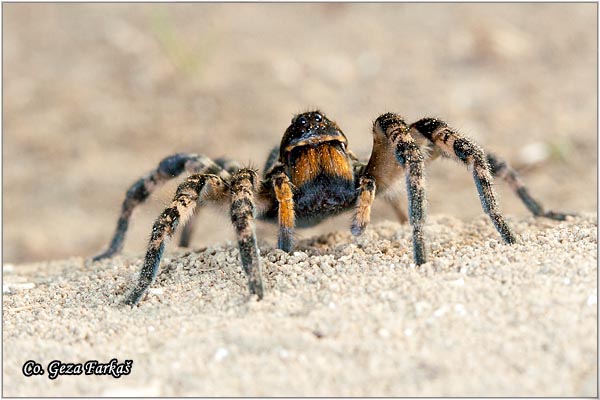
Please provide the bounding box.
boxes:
[3,3,597,263]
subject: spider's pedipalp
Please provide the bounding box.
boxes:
[230,168,264,299]
[486,153,573,221]
[411,118,517,244]
[93,153,228,261]
[270,166,296,252]
[125,173,228,305]
[368,113,428,265]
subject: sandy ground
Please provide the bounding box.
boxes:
[3,3,597,397]
[2,214,597,397]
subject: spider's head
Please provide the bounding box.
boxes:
[280,110,348,158]
[280,110,353,187]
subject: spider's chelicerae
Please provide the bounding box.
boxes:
[93,110,570,305]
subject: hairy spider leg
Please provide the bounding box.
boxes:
[356,113,428,265]
[229,169,264,299]
[125,174,229,305]
[178,157,242,247]
[380,114,428,264]
[411,118,517,244]
[93,153,229,261]
[486,153,572,221]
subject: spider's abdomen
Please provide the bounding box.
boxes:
[287,143,357,227]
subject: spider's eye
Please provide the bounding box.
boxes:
[314,113,322,122]
[298,116,308,125]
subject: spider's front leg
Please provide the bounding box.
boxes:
[411,118,517,244]
[353,113,428,265]
[93,153,229,261]
[229,169,265,299]
[125,173,228,305]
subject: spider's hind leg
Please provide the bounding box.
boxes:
[93,153,228,261]
[486,153,572,221]
[411,118,517,244]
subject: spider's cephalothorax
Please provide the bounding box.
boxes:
[93,110,572,305]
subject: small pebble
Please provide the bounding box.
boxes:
[377,328,391,338]
[433,306,448,318]
[454,304,467,316]
[587,293,597,306]
[214,347,229,362]
[450,277,465,286]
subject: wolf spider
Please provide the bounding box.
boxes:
[93,110,570,305]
